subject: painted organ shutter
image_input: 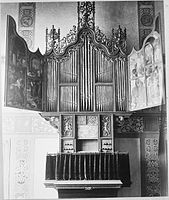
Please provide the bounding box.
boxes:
[128,14,165,111]
[5,15,44,111]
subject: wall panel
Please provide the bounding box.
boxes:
[115,138,141,197]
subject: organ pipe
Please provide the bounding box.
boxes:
[45,33,127,112]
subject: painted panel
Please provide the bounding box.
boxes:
[128,15,165,111]
[5,16,44,111]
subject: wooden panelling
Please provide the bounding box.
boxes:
[143,116,159,132]
[115,138,141,197]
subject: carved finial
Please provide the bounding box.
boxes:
[112,25,127,53]
[46,25,60,53]
[78,1,95,30]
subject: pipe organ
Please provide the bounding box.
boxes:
[44,27,127,113]
[4,1,165,199]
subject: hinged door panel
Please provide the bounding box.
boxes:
[128,14,165,111]
[5,15,44,111]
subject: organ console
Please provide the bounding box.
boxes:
[4,1,165,198]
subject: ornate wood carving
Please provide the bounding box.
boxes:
[100,115,111,137]
[78,1,95,30]
[114,116,143,134]
[95,26,126,54]
[43,116,59,129]
[46,25,77,54]
[62,116,73,137]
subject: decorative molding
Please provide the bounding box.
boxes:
[18,3,36,50]
[95,25,127,54]
[114,116,143,134]
[138,1,155,48]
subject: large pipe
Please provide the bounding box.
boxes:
[82,45,85,111]
[116,59,120,111]
[53,59,55,111]
[85,35,88,111]
[90,45,93,111]
[88,37,90,111]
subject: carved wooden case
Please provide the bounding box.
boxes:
[5,14,127,113]
[60,114,114,153]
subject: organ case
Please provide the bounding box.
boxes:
[4,1,165,198]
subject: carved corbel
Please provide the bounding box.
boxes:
[40,114,60,129]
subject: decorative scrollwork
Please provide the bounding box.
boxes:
[95,25,127,54]
[59,25,77,53]
[95,26,112,50]
[115,116,143,133]
[46,25,77,54]
[112,25,127,53]
[78,1,95,30]
[45,2,127,56]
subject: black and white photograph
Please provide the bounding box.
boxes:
[0,0,168,199]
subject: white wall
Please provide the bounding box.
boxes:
[2,111,59,199]
[34,138,59,199]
